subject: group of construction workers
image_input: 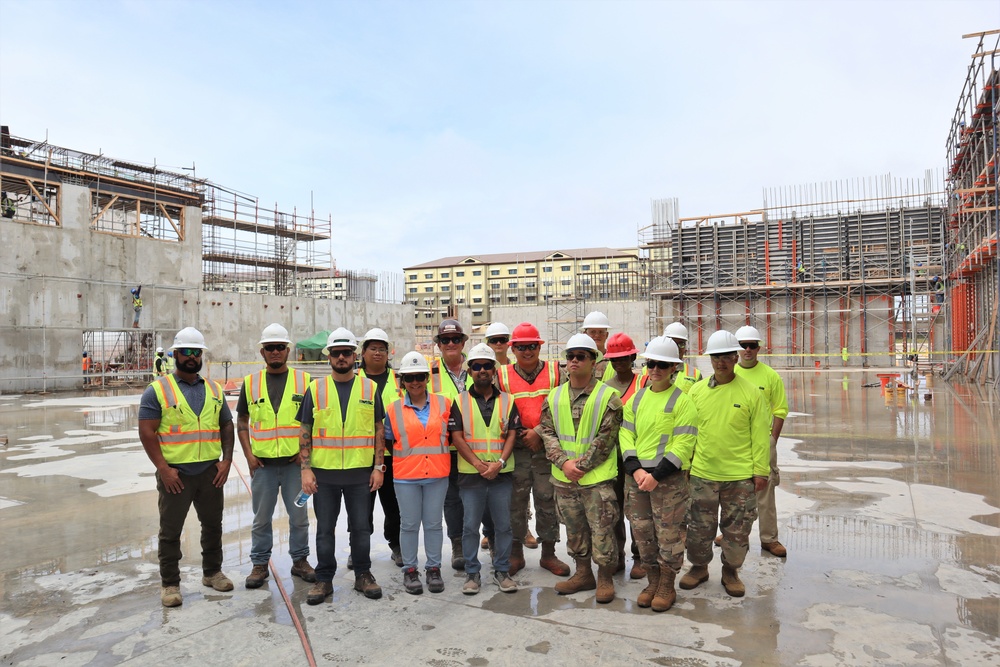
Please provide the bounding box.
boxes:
[139,312,788,612]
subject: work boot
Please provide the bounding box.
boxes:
[651,568,677,612]
[306,581,332,605]
[493,571,518,593]
[524,528,539,549]
[480,536,490,550]
[509,540,526,576]
[721,565,745,597]
[595,564,616,603]
[245,564,269,589]
[160,585,182,607]
[637,564,660,608]
[761,541,787,557]
[391,548,404,567]
[539,541,570,576]
[354,572,383,599]
[487,537,496,561]
[202,572,234,592]
[679,564,710,590]
[347,555,354,570]
[615,550,626,574]
[629,558,647,580]
[403,567,423,595]
[462,573,481,595]
[554,558,596,595]
[714,534,723,547]
[426,567,445,593]
[290,559,316,583]
[451,537,466,571]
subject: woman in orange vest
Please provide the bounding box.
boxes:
[384,351,452,595]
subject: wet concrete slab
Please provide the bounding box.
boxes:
[1,371,998,666]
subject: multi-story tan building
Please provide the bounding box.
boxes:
[404,247,642,326]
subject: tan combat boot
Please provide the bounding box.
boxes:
[509,540,526,576]
[595,564,616,603]
[539,541,570,576]
[651,568,677,612]
[636,564,660,608]
[554,558,596,595]
[678,564,710,590]
[721,565,745,597]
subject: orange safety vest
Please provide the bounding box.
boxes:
[613,372,649,404]
[386,393,452,480]
[497,361,559,429]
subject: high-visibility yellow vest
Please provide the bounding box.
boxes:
[547,382,617,486]
[430,358,473,399]
[245,369,310,458]
[456,390,514,474]
[387,393,451,480]
[359,367,402,407]
[308,376,377,470]
[619,385,697,468]
[151,375,224,464]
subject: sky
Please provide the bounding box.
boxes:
[1,0,996,275]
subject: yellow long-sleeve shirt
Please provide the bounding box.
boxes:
[687,374,770,481]
[734,361,788,419]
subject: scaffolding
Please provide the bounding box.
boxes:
[81,329,157,387]
[943,30,1000,386]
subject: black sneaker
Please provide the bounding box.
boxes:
[391,548,404,568]
[347,555,354,570]
[426,567,445,593]
[403,567,423,595]
[354,572,382,600]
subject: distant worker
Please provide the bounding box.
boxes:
[1,191,15,218]
[931,276,945,304]
[680,331,769,598]
[731,325,789,558]
[484,321,512,365]
[429,319,474,571]
[581,311,612,381]
[450,343,519,594]
[619,336,698,611]
[154,347,173,377]
[497,322,570,578]
[237,324,315,590]
[384,351,453,595]
[297,328,385,604]
[602,332,645,579]
[82,351,91,386]
[138,327,235,607]
[664,322,703,393]
[131,285,143,328]
[540,333,623,603]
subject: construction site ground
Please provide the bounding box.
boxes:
[1,369,998,666]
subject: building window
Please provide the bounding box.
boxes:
[441,272,449,278]
[526,295,536,302]
[425,313,435,319]
[473,309,483,316]
[508,281,518,288]
[425,273,433,279]
[334,282,342,288]
[619,291,630,298]
[425,286,434,292]
[424,298,434,305]
[456,284,465,291]
[599,277,609,284]
[456,298,464,304]
[543,280,553,286]
[490,269,500,276]
[600,292,610,299]
[582,291,592,298]
[561,279,571,285]
[490,296,501,303]
[473,297,482,303]
[409,274,417,280]
[599,263,609,270]
[543,266,552,273]
[561,265,571,271]
[619,276,629,283]
[581,264,590,271]
[441,298,451,305]
[508,296,518,302]
[473,283,482,290]
[526,281,536,288]
[581,278,591,285]
[473,270,482,276]
[408,287,418,293]
[441,285,450,292]
[456,270,464,277]
[619,262,629,269]
[526,267,536,274]
[491,282,500,290]
[508,268,517,275]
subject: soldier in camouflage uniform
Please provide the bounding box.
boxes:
[538,333,623,603]
[680,331,770,598]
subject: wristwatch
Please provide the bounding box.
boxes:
[498,458,506,468]
[375,464,386,472]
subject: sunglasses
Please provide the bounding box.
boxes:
[366,346,388,354]
[328,349,354,358]
[177,348,203,357]
[263,344,287,352]
[646,360,672,370]
[470,361,495,372]
[740,342,760,350]
[487,337,509,345]
[565,352,591,362]
[401,373,428,383]
[710,353,736,360]
[438,336,464,345]
[513,343,539,352]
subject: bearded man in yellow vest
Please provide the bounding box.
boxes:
[138,327,235,608]
[297,328,386,605]
[237,323,314,590]
[539,333,623,604]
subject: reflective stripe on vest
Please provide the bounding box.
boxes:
[309,376,376,470]
[430,360,472,399]
[246,369,309,458]
[387,393,451,479]
[497,361,558,429]
[359,367,403,407]
[457,391,514,474]
[152,375,224,464]
[548,382,617,486]
[620,385,692,467]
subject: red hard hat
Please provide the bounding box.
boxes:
[510,322,544,344]
[604,332,638,359]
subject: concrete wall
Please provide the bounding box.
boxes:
[0,183,414,392]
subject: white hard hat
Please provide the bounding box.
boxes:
[566,333,599,353]
[361,327,391,346]
[735,325,763,342]
[704,330,741,355]
[581,311,611,330]
[484,322,511,339]
[641,336,682,364]
[156,346,164,354]
[467,343,497,364]
[171,326,208,351]
[663,322,689,341]
[398,351,430,374]
[326,327,358,350]
[259,322,292,346]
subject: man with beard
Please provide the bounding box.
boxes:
[139,327,235,607]
[237,323,315,589]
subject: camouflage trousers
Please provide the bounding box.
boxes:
[554,480,619,567]
[625,473,688,574]
[686,476,757,569]
[510,447,560,543]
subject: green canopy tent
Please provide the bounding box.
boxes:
[296,330,331,361]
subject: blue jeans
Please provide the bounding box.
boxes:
[394,477,448,570]
[459,473,513,576]
[313,480,372,581]
[250,462,310,565]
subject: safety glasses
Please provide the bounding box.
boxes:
[263,344,287,352]
[486,337,509,345]
[328,349,354,358]
[470,361,495,372]
[565,352,591,362]
[401,373,428,383]
[438,336,464,345]
[513,343,539,352]
[740,342,760,350]
[177,348,203,357]
[646,360,672,370]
